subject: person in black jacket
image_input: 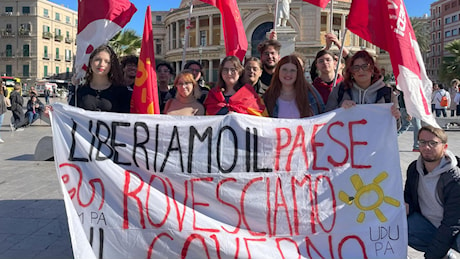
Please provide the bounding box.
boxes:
[9,84,26,131]
[404,125,460,258]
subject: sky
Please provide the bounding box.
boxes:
[51,0,432,35]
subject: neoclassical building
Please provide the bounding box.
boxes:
[152,0,390,83]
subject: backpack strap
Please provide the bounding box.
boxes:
[375,86,392,103]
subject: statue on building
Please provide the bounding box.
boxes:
[277,0,291,27]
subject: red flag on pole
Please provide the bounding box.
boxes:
[75,0,137,80]
[200,0,248,61]
[346,0,438,127]
[130,6,159,114]
[302,0,330,9]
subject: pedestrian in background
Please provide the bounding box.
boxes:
[433,83,450,117]
[0,85,9,142]
[9,84,26,131]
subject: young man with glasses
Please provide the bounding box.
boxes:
[404,125,460,258]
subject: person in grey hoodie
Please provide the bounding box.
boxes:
[325,50,401,120]
[404,125,460,259]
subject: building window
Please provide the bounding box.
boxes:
[155,39,161,55]
[6,65,12,76]
[200,30,207,46]
[66,16,70,24]
[65,49,71,61]
[55,48,60,60]
[453,28,458,36]
[453,15,458,22]
[6,45,12,57]
[156,16,162,22]
[23,65,29,77]
[56,66,59,75]
[446,30,452,37]
[23,45,29,57]
[446,17,451,24]
[44,8,49,18]
[5,7,13,14]
[44,46,48,59]
[6,24,12,33]
[22,6,30,15]
[44,65,48,77]
[55,12,60,21]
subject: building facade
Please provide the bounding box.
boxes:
[429,0,460,83]
[152,0,390,83]
[0,0,77,87]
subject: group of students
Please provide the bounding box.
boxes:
[69,36,400,123]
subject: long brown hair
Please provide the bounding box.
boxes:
[264,55,321,118]
[84,45,123,86]
[343,50,381,90]
[216,56,244,92]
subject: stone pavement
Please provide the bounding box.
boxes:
[0,100,459,258]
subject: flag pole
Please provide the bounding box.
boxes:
[274,0,279,32]
[329,0,333,33]
[181,0,193,70]
[332,28,347,88]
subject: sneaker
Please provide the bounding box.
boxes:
[15,128,24,132]
[0,138,4,143]
[412,148,420,152]
[446,249,457,259]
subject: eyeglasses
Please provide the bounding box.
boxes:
[176,82,192,87]
[222,68,237,74]
[351,64,371,72]
[189,69,201,73]
[417,140,443,148]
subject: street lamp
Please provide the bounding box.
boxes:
[198,45,203,64]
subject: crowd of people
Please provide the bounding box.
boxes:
[61,35,460,259]
[1,31,460,258]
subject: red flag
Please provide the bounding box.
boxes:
[130,6,159,114]
[302,0,330,9]
[75,0,137,80]
[346,0,438,127]
[200,0,247,61]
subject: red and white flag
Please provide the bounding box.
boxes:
[75,0,137,80]
[346,0,438,127]
[200,0,248,61]
[130,6,160,114]
[302,0,330,9]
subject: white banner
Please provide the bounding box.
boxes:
[50,103,407,259]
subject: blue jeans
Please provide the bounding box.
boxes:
[408,212,460,254]
[26,111,40,125]
[398,108,411,134]
[436,108,447,117]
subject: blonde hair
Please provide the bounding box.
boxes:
[174,71,201,99]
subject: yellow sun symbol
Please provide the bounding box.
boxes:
[339,172,400,223]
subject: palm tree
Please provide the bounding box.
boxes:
[109,29,141,57]
[440,39,460,82]
[410,17,430,53]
